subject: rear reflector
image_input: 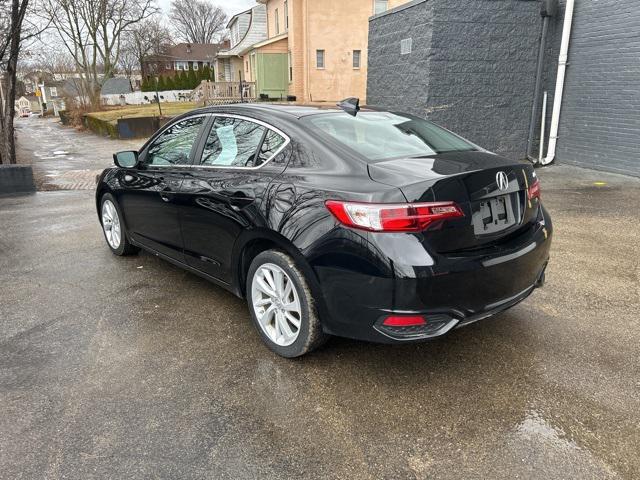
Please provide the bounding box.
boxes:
[325,200,464,232]
[528,178,541,201]
[382,316,427,327]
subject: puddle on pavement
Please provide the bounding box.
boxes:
[516,410,579,451]
[504,409,619,477]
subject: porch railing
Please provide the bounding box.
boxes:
[192,80,257,106]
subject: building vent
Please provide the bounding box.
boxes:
[400,38,412,55]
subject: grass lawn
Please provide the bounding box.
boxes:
[87,102,198,124]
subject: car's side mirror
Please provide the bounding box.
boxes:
[113,151,139,168]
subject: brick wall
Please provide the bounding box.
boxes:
[368,0,542,160]
[367,1,434,112]
[368,0,640,175]
[552,0,640,176]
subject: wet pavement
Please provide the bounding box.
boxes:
[15,116,141,191]
[2,123,640,478]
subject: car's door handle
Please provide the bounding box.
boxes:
[159,193,172,202]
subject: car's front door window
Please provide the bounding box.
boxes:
[145,116,205,166]
[200,117,267,167]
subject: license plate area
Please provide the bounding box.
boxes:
[472,194,519,235]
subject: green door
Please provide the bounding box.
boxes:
[256,53,288,100]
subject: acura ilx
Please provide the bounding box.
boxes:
[96,101,552,357]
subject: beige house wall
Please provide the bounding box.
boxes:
[287,0,305,100]
[257,37,288,54]
[266,0,287,38]
[262,0,410,103]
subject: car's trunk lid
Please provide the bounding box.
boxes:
[368,151,541,251]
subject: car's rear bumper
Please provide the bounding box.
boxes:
[313,208,552,344]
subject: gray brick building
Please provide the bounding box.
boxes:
[367,0,640,176]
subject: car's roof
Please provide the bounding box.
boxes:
[195,103,380,119]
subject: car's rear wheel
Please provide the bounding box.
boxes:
[100,193,139,256]
[247,250,328,357]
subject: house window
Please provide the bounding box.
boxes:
[316,49,325,69]
[275,8,280,35]
[288,51,293,82]
[231,22,240,46]
[49,87,58,97]
[284,1,289,30]
[374,0,388,14]
[353,50,361,69]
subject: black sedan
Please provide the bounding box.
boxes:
[96,101,552,357]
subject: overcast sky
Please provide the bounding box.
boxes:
[157,0,257,17]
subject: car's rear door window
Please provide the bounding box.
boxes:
[145,116,206,166]
[200,117,267,167]
[255,129,286,165]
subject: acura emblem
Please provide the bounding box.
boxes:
[496,171,509,191]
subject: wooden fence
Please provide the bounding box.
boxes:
[192,81,257,106]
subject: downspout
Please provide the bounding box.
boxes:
[542,0,575,165]
[526,13,551,162]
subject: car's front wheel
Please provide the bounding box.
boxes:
[247,250,328,357]
[100,193,139,256]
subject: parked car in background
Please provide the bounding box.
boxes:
[96,102,552,357]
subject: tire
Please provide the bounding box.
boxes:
[99,193,139,256]
[246,250,329,358]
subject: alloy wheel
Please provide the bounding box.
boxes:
[251,263,302,346]
[102,199,122,249]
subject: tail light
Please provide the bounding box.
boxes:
[528,178,541,201]
[325,200,464,232]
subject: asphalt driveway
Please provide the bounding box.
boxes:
[1,155,639,477]
[14,116,140,191]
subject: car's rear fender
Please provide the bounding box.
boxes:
[231,229,334,327]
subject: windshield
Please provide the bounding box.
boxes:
[305,111,477,161]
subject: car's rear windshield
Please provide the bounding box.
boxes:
[304,111,477,161]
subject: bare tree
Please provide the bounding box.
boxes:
[0,0,33,164]
[120,17,172,80]
[42,0,159,107]
[169,0,227,45]
[22,45,75,79]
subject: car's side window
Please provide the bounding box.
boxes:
[199,117,267,168]
[145,116,205,167]
[256,129,286,165]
